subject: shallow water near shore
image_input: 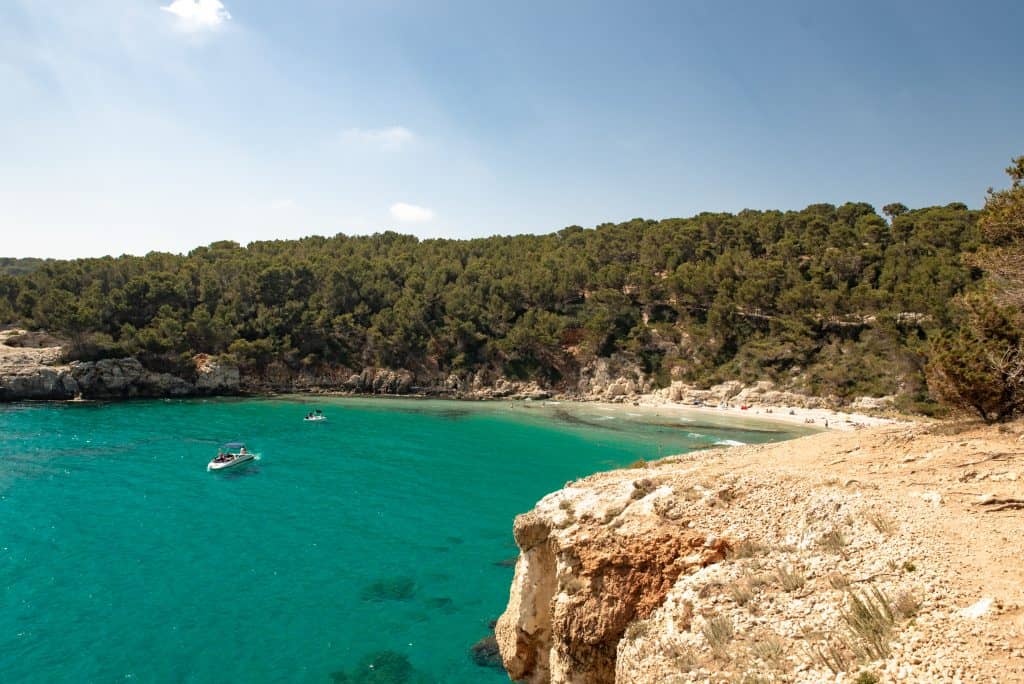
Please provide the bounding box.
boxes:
[0,397,811,683]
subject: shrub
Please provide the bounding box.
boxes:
[927,294,1024,423]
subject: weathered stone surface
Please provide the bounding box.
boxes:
[575,357,653,401]
[656,379,844,409]
[344,367,415,394]
[496,480,728,684]
[0,328,76,400]
[193,354,240,394]
[70,358,194,398]
[1,329,242,400]
[499,423,1024,683]
[851,394,896,411]
[0,365,78,400]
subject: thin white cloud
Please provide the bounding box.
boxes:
[390,202,434,223]
[341,126,415,150]
[269,199,295,210]
[161,0,231,30]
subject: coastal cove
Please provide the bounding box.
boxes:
[0,397,811,683]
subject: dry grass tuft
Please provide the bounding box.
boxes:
[806,636,854,675]
[865,511,896,535]
[894,589,921,618]
[749,632,788,670]
[728,539,769,560]
[828,572,851,590]
[841,585,895,660]
[748,571,773,589]
[818,527,849,556]
[702,614,735,657]
[728,579,755,606]
[775,565,806,592]
[666,642,698,672]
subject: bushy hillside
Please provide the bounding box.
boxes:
[0,202,980,405]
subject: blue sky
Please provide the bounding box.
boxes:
[1,0,1021,258]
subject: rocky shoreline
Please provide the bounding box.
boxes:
[0,332,898,426]
[496,421,1024,683]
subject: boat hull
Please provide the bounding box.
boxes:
[207,454,256,471]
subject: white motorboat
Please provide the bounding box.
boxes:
[303,410,327,422]
[208,442,257,471]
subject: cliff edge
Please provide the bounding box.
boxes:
[497,422,1024,683]
[0,329,239,400]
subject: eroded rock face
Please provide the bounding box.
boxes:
[0,366,79,400]
[345,367,415,394]
[0,334,242,400]
[70,358,193,398]
[194,354,240,395]
[575,357,653,402]
[497,426,1024,684]
[496,479,728,684]
[658,379,840,409]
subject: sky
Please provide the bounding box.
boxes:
[1,0,1021,259]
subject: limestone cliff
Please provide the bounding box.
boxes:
[0,330,239,400]
[497,423,1024,683]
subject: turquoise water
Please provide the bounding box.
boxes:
[0,397,808,683]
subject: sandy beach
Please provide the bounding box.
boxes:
[614,393,903,432]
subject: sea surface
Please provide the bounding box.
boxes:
[0,397,811,683]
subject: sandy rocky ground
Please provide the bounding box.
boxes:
[496,419,1024,683]
[0,328,64,367]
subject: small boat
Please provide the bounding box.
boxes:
[208,442,257,471]
[303,409,327,422]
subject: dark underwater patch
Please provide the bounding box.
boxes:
[422,596,457,613]
[468,618,505,671]
[359,576,417,602]
[330,650,433,683]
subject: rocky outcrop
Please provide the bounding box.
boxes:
[496,476,730,683]
[194,354,241,394]
[496,424,1024,683]
[657,379,842,409]
[69,358,193,398]
[0,329,241,400]
[850,394,896,411]
[343,367,415,394]
[0,365,79,400]
[438,371,552,400]
[575,357,654,402]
